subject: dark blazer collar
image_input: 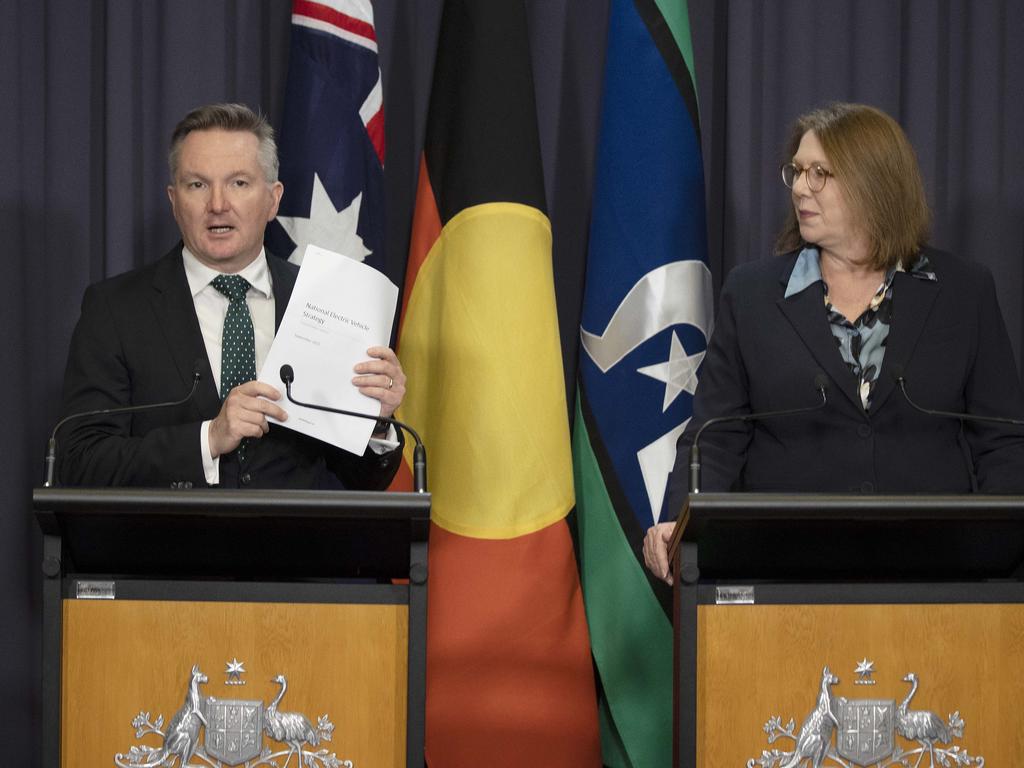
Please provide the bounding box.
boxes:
[265,250,299,330]
[150,244,222,417]
[149,245,301,416]
[774,250,940,416]
[869,269,940,412]
[775,253,863,413]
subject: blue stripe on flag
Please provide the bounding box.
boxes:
[579,0,710,528]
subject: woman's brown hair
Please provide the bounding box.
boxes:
[775,103,930,270]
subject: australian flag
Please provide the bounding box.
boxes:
[267,0,385,272]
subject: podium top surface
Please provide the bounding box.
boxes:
[33,487,430,522]
[680,493,1024,532]
[677,493,1024,582]
[33,487,432,580]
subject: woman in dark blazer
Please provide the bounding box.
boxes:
[644,102,1024,583]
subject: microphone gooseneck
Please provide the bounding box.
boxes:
[688,375,829,494]
[44,362,203,488]
[279,364,428,493]
[892,368,1024,487]
[894,368,1024,427]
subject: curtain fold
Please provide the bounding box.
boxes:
[2,2,1021,763]
[692,0,1024,367]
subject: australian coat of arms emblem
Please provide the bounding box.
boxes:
[113,663,352,768]
[746,663,985,768]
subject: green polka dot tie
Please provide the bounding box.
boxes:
[212,274,257,398]
[212,274,257,462]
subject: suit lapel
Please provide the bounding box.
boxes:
[147,249,300,420]
[149,246,222,418]
[870,271,940,412]
[267,252,298,332]
[775,258,864,412]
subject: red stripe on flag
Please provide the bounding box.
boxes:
[365,108,385,165]
[292,0,377,44]
[398,154,441,337]
[386,459,413,492]
[425,521,601,767]
[390,153,440,492]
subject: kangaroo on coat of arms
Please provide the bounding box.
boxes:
[778,666,839,768]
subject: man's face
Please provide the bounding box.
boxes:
[167,129,284,273]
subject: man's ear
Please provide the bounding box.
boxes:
[267,180,284,221]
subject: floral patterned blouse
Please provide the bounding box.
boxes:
[785,246,936,411]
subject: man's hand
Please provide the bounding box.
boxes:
[208,381,287,457]
[643,522,677,585]
[352,346,406,419]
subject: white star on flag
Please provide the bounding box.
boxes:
[276,173,370,265]
[636,330,705,412]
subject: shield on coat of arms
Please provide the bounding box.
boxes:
[836,698,895,766]
[204,698,264,765]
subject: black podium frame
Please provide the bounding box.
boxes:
[34,487,431,768]
[671,493,1024,768]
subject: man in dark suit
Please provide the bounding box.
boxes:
[58,103,405,489]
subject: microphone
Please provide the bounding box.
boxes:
[688,374,829,493]
[44,360,204,487]
[279,364,428,493]
[892,365,1024,428]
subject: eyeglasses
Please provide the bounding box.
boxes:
[781,162,834,192]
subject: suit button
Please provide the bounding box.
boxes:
[858,424,872,438]
[240,473,252,485]
[860,481,874,493]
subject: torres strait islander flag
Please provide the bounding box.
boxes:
[574,1,713,766]
[268,0,385,270]
[395,0,601,765]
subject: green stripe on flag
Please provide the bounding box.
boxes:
[599,692,633,768]
[652,0,697,100]
[574,395,674,768]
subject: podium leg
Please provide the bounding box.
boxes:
[675,541,698,768]
[41,533,62,768]
[407,539,428,767]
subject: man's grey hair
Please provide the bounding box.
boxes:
[168,103,280,183]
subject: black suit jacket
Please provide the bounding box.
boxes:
[58,245,402,489]
[664,247,1024,514]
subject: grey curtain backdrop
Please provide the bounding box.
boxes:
[1,1,1019,762]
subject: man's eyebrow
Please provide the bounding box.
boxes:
[177,168,257,181]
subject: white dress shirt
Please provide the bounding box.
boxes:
[182,247,395,486]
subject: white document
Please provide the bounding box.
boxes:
[259,244,399,454]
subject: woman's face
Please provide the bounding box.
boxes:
[791,130,867,260]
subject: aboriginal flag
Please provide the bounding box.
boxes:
[395,0,601,765]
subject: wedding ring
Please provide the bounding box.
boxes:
[387,376,394,390]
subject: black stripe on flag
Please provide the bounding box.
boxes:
[424,0,547,224]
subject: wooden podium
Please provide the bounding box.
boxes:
[34,487,430,768]
[672,494,1024,768]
